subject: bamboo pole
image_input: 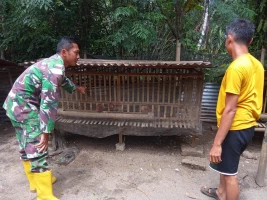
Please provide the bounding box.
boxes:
[256,123,267,187]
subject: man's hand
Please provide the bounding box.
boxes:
[76,86,86,94]
[209,144,222,164]
[35,133,49,153]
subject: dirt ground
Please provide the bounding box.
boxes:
[0,121,267,200]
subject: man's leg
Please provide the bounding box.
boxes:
[224,175,239,200]
[24,131,59,199]
[11,120,59,199]
[10,120,36,191]
[216,174,227,200]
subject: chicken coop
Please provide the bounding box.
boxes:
[53,59,212,148]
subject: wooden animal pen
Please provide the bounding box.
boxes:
[55,59,213,143]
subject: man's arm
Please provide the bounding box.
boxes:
[61,76,86,94]
[209,93,239,164]
[61,76,76,94]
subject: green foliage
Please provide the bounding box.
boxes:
[98,2,166,58]
[113,5,138,20]
[0,0,266,68]
[21,0,53,10]
[252,0,267,50]
[203,0,256,54]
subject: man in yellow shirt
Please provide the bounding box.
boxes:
[201,19,264,200]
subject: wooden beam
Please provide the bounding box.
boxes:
[57,109,154,120]
[256,123,267,186]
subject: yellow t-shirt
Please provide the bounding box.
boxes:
[216,53,264,130]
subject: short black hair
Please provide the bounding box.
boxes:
[226,18,255,46]
[56,36,78,53]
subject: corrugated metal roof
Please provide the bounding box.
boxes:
[21,58,214,68]
[77,59,213,68]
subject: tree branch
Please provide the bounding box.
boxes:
[156,1,177,39]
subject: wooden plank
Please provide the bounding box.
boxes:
[152,76,155,115]
[114,76,117,102]
[89,75,92,111]
[122,76,125,103]
[137,76,140,104]
[147,76,150,103]
[142,76,145,103]
[117,75,121,103]
[157,75,160,118]
[94,75,97,103]
[256,124,267,186]
[109,75,112,109]
[177,76,182,120]
[103,75,107,102]
[132,76,135,112]
[127,75,130,112]
[99,75,102,102]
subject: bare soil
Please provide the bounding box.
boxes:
[0,121,266,200]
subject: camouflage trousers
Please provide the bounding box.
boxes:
[10,119,50,173]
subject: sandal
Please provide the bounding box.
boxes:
[200,186,220,200]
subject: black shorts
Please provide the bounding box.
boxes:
[209,127,254,175]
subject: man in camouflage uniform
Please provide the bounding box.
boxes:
[3,36,86,200]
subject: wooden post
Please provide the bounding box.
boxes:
[119,133,123,144]
[83,50,87,59]
[255,123,267,186]
[260,48,265,66]
[176,40,181,61]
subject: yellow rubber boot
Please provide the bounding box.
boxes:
[22,161,57,193]
[22,161,36,192]
[34,170,59,200]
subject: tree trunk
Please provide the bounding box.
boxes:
[197,0,209,49]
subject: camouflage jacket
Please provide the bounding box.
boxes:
[3,54,76,133]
